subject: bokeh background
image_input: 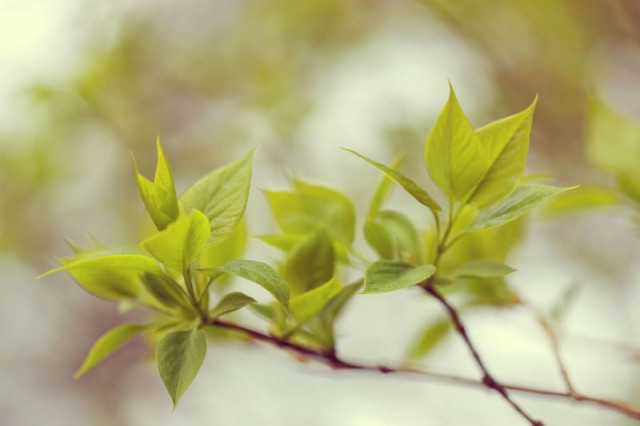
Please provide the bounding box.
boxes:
[1,0,639,425]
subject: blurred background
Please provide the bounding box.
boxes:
[1,0,639,425]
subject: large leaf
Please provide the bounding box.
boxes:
[75,323,146,378]
[141,210,211,272]
[344,149,440,212]
[215,260,289,307]
[290,277,342,322]
[210,292,257,319]
[470,98,537,207]
[471,184,572,231]
[132,139,179,230]
[199,220,248,269]
[264,180,356,245]
[363,261,436,294]
[39,253,163,301]
[282,230,335,296]
[179,149,255,244]
[156,330,207,408]
[425,84,489,200]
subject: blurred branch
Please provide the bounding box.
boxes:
[209,317,640,422]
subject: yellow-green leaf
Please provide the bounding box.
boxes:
[425,84,489,200]
[216,260,289,307]
[210,292,256,319]
[283,230,335,296]
[290,277,342,322]
[362,261,435,294]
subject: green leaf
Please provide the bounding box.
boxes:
[362,261,435,294]
[365,210,422,263]
[179,149,255,244]
[39,253,163,301]
[470,98,537,207]
[210,292,257,319]
[264,180,356,245]
[543,185,621,215]
[258,234,350,264]
[290,277,342,322]
[75,323,146,378]
[156,329,207,408]
[140,273,193,311]
[199,220,248,269]
[132,139,179,230]
[406,319,451,360]
[367,154,406,218]
[344,149,440,212]
[141,210,211,272]
[216,260,289,307]
[450,260,515,280]
[283,230,335,296]
[471,184,573,231]
[425,84,489,200]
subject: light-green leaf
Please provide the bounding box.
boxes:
[425,84,489,200]
[450,260,515,280]
[179,149,255,244]
[470,98,537,207]
[216,260,289,307]
[75,323,146,378]
[156,329,207,408]
[140,273,193,311]
[367,154,406,218]
[283,230,335,296]
[362,261,436,294]
[290,277,342,322]
[471,184,573,231]
[543,185,621,215]
[344,149,441,212]
[141,210,211,272]
[365,210,423,263]
[132,139,179,230]
[210,292,257,319]
[264,180,356,245]
[406,319,451,360]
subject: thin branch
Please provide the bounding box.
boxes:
[521,301,576,394]
[424,286,544,426]
[208,318,640,422]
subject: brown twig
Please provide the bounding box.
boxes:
[208,318,640,422]
[423,286,544,425]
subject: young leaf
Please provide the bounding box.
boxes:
[283,230,335,296]
[366,210,423,263]
[199,220,248,269]
[543,185,621,215]
[210,292,257,319]
[140,273,193,311]
[367,154,406,218]
[425,84,489,200]
[132,139,179,230]
[179,149,255,244]
[450,260,515,280]
[258,234,350,263]
[290,277,342,322]
[470,98,537,207]
[343,149,440,212]
[156,329,207,408]
[406,319,451,360]
[39,253,163,301]
[362,261,435,294]
[215,260,289,307]
[363,220,394,259]
[264,180,356,245]
[141,210,211,272]
[75,323,146,378]
[471,184,573,231]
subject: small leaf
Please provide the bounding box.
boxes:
[264,180,357,245]
[283,230,335,296]
[471,184,573,231]
[367,154,406,218]
[290,277,342,322]
[258,234,350,263]
[470,98,537,207]
[210,292,257,319]
[156,329,207,408]
[425,84,489,200]
[543,185,621,215]
[179,149,255,244]
[406,319,451,360]
[366,210,422,263]
[450,260,515,280]
[75,323,146,378]
[216,260,289,307]
[344,149,441,212]
[140,273,193,311]
[363,220,394,259]
[141,210,211,272]
[132,139,179,230]
[362,261,435,294]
